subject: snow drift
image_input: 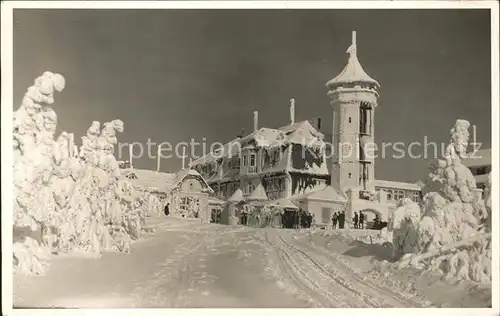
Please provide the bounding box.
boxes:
[387,120,491,284]
[13,72,163,275]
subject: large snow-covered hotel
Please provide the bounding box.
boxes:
[191,31,423,226]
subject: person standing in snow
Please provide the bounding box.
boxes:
[359,211,365,229]
[164,203,170,216]
[332,212,338,229]
[354,212,359,229]
[339,211,345,229]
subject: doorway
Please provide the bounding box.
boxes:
[211,208,222,224]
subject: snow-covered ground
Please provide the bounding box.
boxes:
[13,216,491,308]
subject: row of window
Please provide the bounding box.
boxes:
[376,188,421,202]
[242,153,257,168]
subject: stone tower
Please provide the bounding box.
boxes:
[326,31,380,196]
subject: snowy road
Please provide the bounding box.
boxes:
[14,217,425,308]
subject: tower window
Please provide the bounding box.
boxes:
[348,172,352,179]
[349,117,352,123]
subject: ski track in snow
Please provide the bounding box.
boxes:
[262,230,423,308]
[15,218,440,308]
[129,223,251,307]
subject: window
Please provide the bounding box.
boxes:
[231,158,239,170]
[242,155,248,167]
[390,190,405,201]
[244,183,255,195]
[179,197,191,210]
[348,172,352,179]
[248,153,257,173]
[412,191,421,202]
[349,117,352,123]
[387,189,393,200]
[249,153,256,167]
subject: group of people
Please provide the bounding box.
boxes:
[331,211,346,229]
[353,211,365,229]
[281,210,316,229]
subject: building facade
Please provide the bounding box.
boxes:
[191,108,332,203]
[191,31,428,227]
[462,148,491,197]
[121,167,224,222]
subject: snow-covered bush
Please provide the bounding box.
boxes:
[387,198,421,260]
[13,71,66,275]
[392,120,491,284]
[13,71,160,275]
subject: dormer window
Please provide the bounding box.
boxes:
[249,153,256,167]
[248,152,257,173]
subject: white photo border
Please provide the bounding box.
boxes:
[1,1,498,316]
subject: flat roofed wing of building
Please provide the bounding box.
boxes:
[462,148,491,168]
[374,179,422,191]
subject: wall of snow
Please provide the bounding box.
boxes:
[387,120,491,284]
[13,72,163,276]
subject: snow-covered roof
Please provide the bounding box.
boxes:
[208,196,226,205]
[192,120,327,178]
[241,127,283,147]
[277,120,324,143]
[266,198,299,210]
[122,168,213,194]
[374,179,421,191]
[246,183,268,201]
[290,185,347,202]
[207,167,239,184]
[326,31,379,89]
[228,188,244,203]
[463,148,491,168]
[190,138,241,167]
[122,169,177,193]
[173,168,213,193]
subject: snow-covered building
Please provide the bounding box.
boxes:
[120,167,224,222]
[463,148,491,196]
[325,31,423,224]
[192,31,427,227]
[191,106,332,203]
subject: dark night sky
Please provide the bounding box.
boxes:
[13,9,492,182]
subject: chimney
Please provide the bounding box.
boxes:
[253,111,258,132]
[290,98,295,125]
[156,144,161,172]
[129,144,134,169]
[316,117,322,130]
[181,146,186,170]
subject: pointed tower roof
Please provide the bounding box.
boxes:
[246,183,269,201]
[228,188,244,203]
[326,31,379,89]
